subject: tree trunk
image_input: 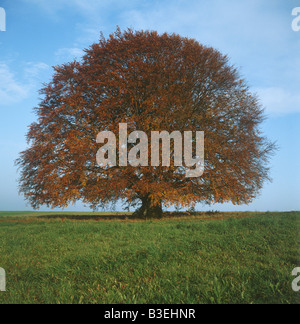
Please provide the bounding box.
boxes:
[133,196,163,219]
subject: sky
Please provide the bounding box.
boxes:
[0,0,299,212]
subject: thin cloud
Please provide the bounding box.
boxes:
[255,87,300,116]
[0,63,29,105]
[55,48,85,61]
[0,62,50,106]
[21,0,139,19]
[24,62,50,79]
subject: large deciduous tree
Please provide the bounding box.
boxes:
[16,28,275,218]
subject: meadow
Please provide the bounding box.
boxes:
[0,211,299,304]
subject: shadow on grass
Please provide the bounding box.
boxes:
[39,214,137,221]
[38,211,222,221]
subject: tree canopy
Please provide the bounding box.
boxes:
[16,28,275,218]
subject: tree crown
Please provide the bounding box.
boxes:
[16,28,275,214]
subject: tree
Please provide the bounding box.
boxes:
[16,28,275,218]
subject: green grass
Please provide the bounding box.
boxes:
[0,211,299,304]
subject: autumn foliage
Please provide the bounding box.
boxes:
[16,28,275,218]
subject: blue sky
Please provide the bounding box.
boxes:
[0,0,299,211]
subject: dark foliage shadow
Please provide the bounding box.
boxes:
[38,211,221,221]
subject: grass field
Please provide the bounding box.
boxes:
[0,211,299,304]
